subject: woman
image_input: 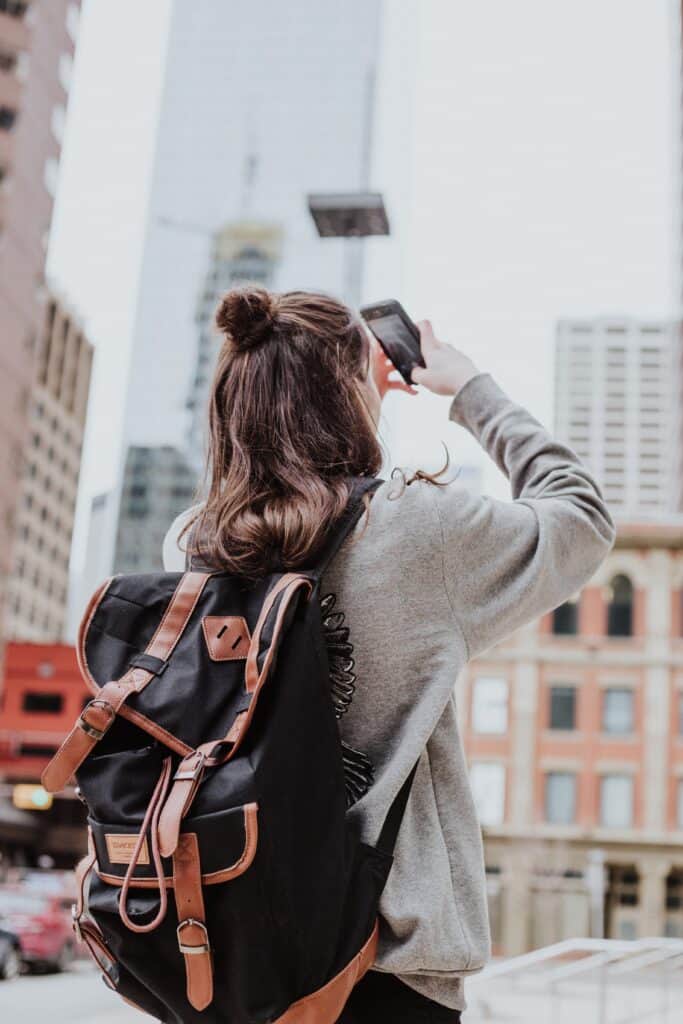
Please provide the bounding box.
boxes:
[164,287,615,1023]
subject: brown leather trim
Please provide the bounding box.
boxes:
[147,572,210,662]
[245,574,308,693]
[79,572,211,694]
[73,832,119,984]
[173,833,213,1011]
[43,573,210,792]
[96,804,258,888]
[274,921,379,1024]
[202,616,251,661]
[42,695,117,792]
[79,919,117,977]
[118,706,193,757]
[208,575,311,767]
[158,750,207,858]
[77,576,115,692]
[74,829,97,924]
[202,802,258,883]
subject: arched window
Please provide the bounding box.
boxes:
[552,596,579,635]
[607,574,633,637]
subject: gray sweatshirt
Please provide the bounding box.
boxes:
[163,373,615,1011]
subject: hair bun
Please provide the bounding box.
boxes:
[215,287,276,351]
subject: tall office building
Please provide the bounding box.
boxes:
[5,294,92,642]
[555,318,680,519]
[187,222,283,469]
[111,0,381,571]
[114,446,196,574]
[0,1,81,641]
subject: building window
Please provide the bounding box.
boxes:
[472,677,508,735]
[0,106,17,131]
[19,744,58,758]
[0,49,15,73]
[549,685,576,730]
[0,1,28,17]
[544,772,577,825]
[469,762,505,826]
[607,574,633,637]
[22,692,63,714]
[552,597,579,635]
[600,774,633,828]
[602,688,634,735]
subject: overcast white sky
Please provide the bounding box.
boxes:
[48,0,679,572]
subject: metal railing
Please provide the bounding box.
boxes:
[466,937,683,1024]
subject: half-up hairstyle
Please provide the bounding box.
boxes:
[184,287,382,576]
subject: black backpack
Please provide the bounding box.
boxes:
[42,479,416,1023]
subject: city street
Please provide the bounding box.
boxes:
[0,965,143,1023]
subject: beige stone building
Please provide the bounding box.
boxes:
[5,294,92,641]
[460,522,683,955]
[0,1,81,649]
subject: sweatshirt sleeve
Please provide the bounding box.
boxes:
[433,373,615,660]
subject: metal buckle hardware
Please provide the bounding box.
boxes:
[77,699,115,741]
[177,918,211,955]
[173,752,206,783]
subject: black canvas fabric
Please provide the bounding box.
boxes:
[71,478,417,1023]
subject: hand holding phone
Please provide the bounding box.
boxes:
[361,301,479,397]
[410,321,480,397]
[360,300,425,386]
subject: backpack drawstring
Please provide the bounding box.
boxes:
[119,756,172,933]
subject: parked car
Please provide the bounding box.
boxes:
[0,888,74,973]
[0,927,21,981]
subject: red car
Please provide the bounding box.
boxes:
[0,888,75,973]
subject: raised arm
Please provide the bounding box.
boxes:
[412,324,615,660]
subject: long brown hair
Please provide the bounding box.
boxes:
[184,287,382,576]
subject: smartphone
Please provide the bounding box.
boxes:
[360,300,425,386]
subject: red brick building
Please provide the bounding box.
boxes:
[0,642,87,867]
[461,522,683,954]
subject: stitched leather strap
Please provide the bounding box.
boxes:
[173,833,213,1011]
[72,831,97,939]
[42,572,210,793]
[158,749,207,858]
[119,757,172,934]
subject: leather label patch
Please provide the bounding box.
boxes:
[202,616,251,661]
[105,833,150,866]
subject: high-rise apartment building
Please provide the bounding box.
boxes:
[110,0,381,572]
[5,294,92,642]
[114,446,195,574]
[0,0,81,637]
[461,521,683,954]
[187,222,283,469]
[555,318,680,519]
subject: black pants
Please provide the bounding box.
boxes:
[338,970,462,1023]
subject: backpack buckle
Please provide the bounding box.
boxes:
[177,918,211,955]
[173,751,206,782]
[78,699,115,741]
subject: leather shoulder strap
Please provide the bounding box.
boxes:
[309,477,382,580]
